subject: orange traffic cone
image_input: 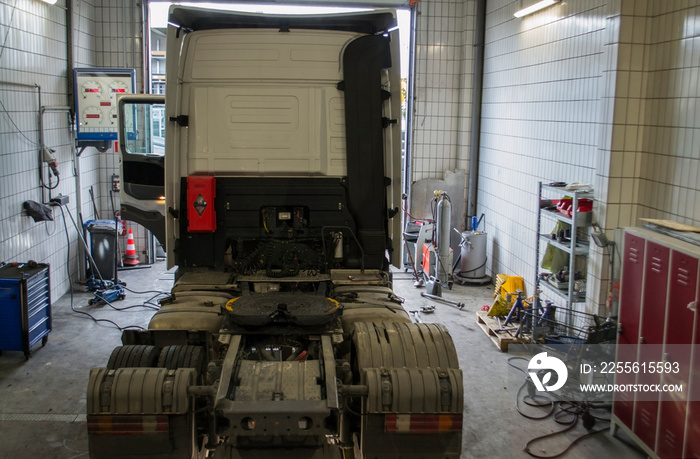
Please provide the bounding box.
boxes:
[123,228,140,266]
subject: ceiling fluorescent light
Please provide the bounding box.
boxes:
[514,0,560,18]
[39,0,58,4]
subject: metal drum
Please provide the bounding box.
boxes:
[458,231,488,280]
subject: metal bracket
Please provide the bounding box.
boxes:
[169,115,189,126]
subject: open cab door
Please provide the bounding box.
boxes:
[117,94,166,249]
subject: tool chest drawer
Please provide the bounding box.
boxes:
[0,262,51,359]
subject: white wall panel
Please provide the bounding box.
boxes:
[478,0,608,312]
[412,0,475,184]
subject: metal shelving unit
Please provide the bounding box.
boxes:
[535,182,593,310]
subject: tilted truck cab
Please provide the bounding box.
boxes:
[88,6,463,458]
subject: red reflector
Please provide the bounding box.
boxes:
[87,415,169,436]
[385,414,463,433]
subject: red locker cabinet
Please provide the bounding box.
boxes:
[633,242,669,450]
[613,232,646,428]
[684,256,700,458]
[611,227,700,459]
[658,251,698,458]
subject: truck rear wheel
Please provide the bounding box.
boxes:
[106,345,160,369]
[158,344,209,457]
[157,345,205,377]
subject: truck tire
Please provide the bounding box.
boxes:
[106,345,160,369]
[157,345,208,457]
[157,345,205,378]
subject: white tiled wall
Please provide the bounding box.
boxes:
[589,0,642,312]
[635,2,700,226]
[412,0,475,183]
[0,0,144,303]
[2,0,83,302]
[478,0,608,309]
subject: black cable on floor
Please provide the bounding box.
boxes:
[105,288,170,310]
[58,205,146,332]
[101,301,159,312]
[524,421,608,459]
[88,284,169,312]
[123,286,169,296]
[507,357,612,459]
[508,357,555,420]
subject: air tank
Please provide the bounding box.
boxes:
[436,192,451,282]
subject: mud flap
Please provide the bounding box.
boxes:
[353,322,460,379]
[353,323,463,458]
[362,367,463,458]
[87,367,198,459]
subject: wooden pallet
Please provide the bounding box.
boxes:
[476,311,524,352]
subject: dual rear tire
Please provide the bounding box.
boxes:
[106,344,205,377]
[104,343,208,459]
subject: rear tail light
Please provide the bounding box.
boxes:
[87,415,169,435]
[385,414,463,433]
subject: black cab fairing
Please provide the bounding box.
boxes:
[167,6,397,35]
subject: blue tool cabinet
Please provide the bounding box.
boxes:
[0,262,51,359]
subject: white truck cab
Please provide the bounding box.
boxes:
[119,6,404,272]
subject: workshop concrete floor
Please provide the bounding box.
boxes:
[0,262,643,459]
